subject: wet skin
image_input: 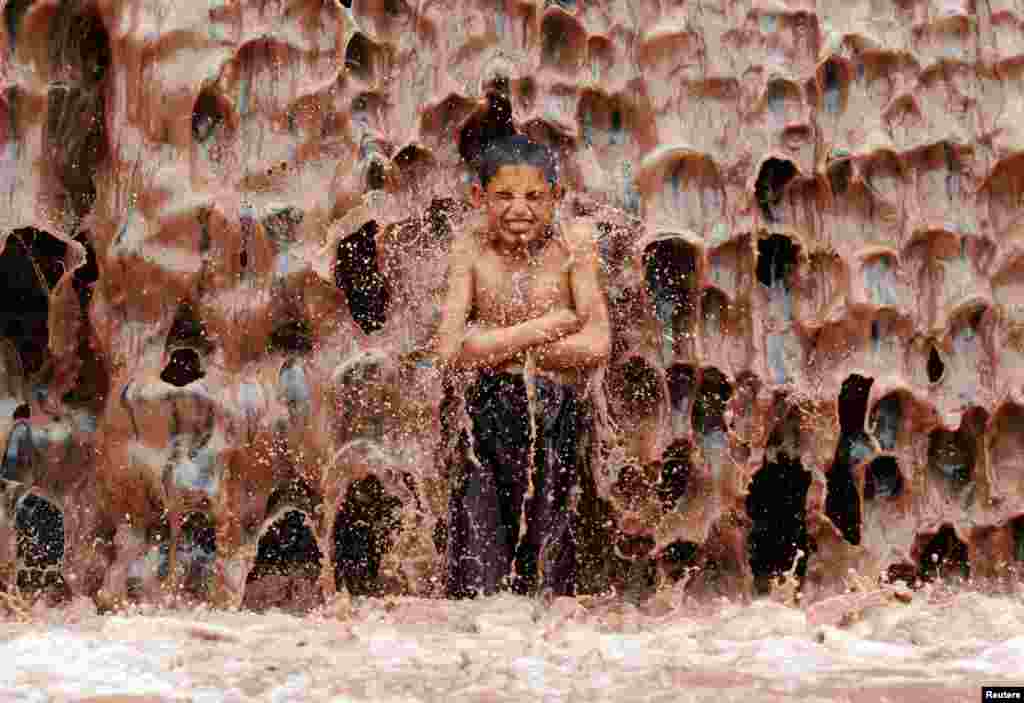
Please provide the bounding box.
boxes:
[435,164,611,381]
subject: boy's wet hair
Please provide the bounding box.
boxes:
[476,135,558,188]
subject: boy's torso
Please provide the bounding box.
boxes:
[469,226,582,385]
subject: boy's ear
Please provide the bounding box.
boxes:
[470,183,484,207]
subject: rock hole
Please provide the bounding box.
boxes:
[746,455,811,594]
[886,562,917,586]
[279,357,311,419]
[334,474,402,596]
[345,33,373,80]
[701,288,729,338]
[177,512,216,599]
[756,234,798,289]
[245,510,323,611]
[666,364,695,432]
[825,458,861,545]
[644,239,698,341]
[1013,517,1024,564]
[540,11,585,72]
[864,456,903,500]
[607,357,662,419]
[161,304,209,386]
[754,158,796,223]
[660,540,699,583]
[828,158,852,196]
[335,221,390,335]
[161,349,203,387]
[613,463,647,509]
[929,343,942,382]
[692,368,732,435]
[268,318,313,356]
[4,0,32,49]
[1,229,67,376]
[928,428,974,491]
[658,440,692,509]
[821,58,846,113]
[869,393,902,451]
[838,374,873,433]
[2,419,32,481]
[46,4,109,217]
[192,88,225,144]
[15,494,66,598]
[166,303,212,353]
[458,92,515,168]
[918,525,969,582]
[365,159,386,192]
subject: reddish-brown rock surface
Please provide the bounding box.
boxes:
[1,0,1023,607]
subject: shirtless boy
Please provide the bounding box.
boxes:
[436,135,611,598]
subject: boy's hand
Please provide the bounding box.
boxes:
[538,308,582,340]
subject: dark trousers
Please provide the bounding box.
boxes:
[446,371,586,598]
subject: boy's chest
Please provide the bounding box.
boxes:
[474,251,573,323]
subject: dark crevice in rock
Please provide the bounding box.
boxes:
[269,318,314,356]
[838,374,873,433]
[161,349,202,387]
[246,510,323,607]
[15,494,66,597]
[927,344,944,384]
[746,454,811,594]
[161,304,210,387]
[4,0,32,50]
[918,525,969,582]
[335,221,390,335]
[345,33,373,80]
[46,4,109,218]
[1,229,67,377]
[693,368,732,435]
[666,364,696,429]
[928,426,974,492]
[756,234,798,289]
[192,88,226,144]
[644,239,697,316]
[864,456,903,500]
[658,440,692,509]
[660,540,699,582]
[870,393,902,452]
[821,58,847,114]
[607,357,661,419]
[755,158,796,223]
[826,458,860,545]
[334,474,402,596]
[886,562,917,586]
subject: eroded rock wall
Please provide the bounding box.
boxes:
[2,0,1024,606]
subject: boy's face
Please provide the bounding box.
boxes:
[472,164,562,251]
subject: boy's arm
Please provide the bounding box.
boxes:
[434,231,475,369]
[534,222,612,370]
[436,233,580,370]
